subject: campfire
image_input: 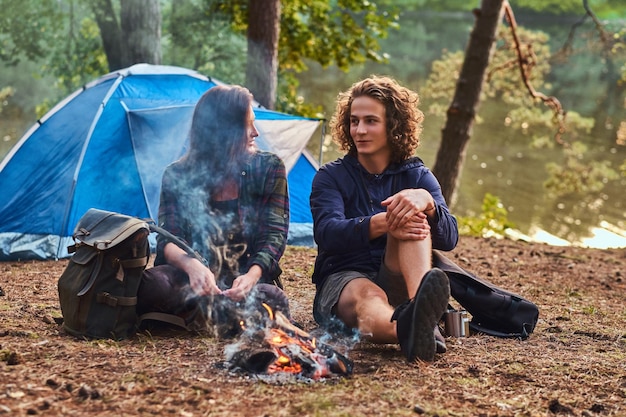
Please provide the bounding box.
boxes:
[224,304,353,380]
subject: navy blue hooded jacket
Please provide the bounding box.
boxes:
[310,154,458,289]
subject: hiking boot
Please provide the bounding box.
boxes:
[391,268,450,362]
[435,324,447,354]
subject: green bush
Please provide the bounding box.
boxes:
[457,193,515,238]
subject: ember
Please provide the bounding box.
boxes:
[225,304,353,380]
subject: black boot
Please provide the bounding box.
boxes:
[391,268,450,362]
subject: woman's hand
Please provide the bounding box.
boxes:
[185,258,221,296]
[164,242,221,296]
[222,265,263,301]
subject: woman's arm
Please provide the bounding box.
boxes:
[244,153,289,281]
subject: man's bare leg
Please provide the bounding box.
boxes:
[384,234,450,361]
[384,234,433,297]
[335,278,397,344]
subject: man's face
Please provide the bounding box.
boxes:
[349,96,389,159]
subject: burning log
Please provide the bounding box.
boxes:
[225,305,353,380]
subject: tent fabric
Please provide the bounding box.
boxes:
[0,64,320,260]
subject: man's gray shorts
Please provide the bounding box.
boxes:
[313,263,410,326]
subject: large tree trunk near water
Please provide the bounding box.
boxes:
[92,0,162,70]
[91,0,123,70]
[432,0,505,205]
[245,0,281,109]
[120,0,162,67]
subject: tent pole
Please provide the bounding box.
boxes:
[318,120,326,166]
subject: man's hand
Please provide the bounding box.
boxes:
[387,212,430,241]
[382,189,435,231]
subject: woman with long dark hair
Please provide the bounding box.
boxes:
[139,85,290,334]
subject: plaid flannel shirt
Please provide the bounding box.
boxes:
[156,151,289,282]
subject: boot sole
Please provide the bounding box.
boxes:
[406,268,450,362]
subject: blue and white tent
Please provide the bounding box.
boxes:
[0,64,321,260]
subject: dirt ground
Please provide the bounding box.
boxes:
[1,235,625,416]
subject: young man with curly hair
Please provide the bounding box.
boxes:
[310,76,458,362]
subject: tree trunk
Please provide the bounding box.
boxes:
[91,0,123,71]
[432,0,505,205]
[245,0,281,109]
[120,0,162,67]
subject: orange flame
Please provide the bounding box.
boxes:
[265,327,313,375]
[239,303,351,379]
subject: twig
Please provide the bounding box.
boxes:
[502,0,568,145]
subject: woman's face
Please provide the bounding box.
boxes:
[245,106,259,154]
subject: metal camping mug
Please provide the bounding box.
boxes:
[444,309,470,337]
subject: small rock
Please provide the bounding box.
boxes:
[6,351,22,365]
[45,378,60,388]
[413,404,425,414]
[78,384,101,399]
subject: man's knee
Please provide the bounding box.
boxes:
[336,279,387,326]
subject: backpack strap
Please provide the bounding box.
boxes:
[148,223,208,265]
[77,252,104,296]
[120,257,149,269]
[138,311,191,331]
[96,292,137,307]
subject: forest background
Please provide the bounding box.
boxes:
[0,3,625,416]
[0,0,625,249]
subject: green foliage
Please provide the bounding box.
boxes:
[421,22,624,203]
[212,0,399,116]
[276,72,325,119]
[514,0,625,19]
[390,0,472,12]
[278,0,399,72]
[163,0,247,85]
[216,0,400,71]
[0,0,63,65]
[0,1,107,99]
[35,99,55,120]
[0,87,13,114]
[457,193,515,238]
[544,141,619,196]
[43,17,109,95]
[423,26,565,126]
[512,0,586,15]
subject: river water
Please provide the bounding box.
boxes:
[297,11,626,249]
[1,11,624,249]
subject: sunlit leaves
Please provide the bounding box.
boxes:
[420,7,621,206]
[183,0,399,116]
[0,87,13,114]
[457,193,515,238]
[215,1,399,73]
[544,141,619,196]
[421,50,463,117]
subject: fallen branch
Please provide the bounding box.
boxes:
[502,0,567,145]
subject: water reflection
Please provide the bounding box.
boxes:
[298,11,626,248]
[1,11,624,249]
[418,108,626,249]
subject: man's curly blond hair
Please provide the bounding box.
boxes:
[330,75,424,163]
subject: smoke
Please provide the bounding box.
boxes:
[222,302,356,382]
